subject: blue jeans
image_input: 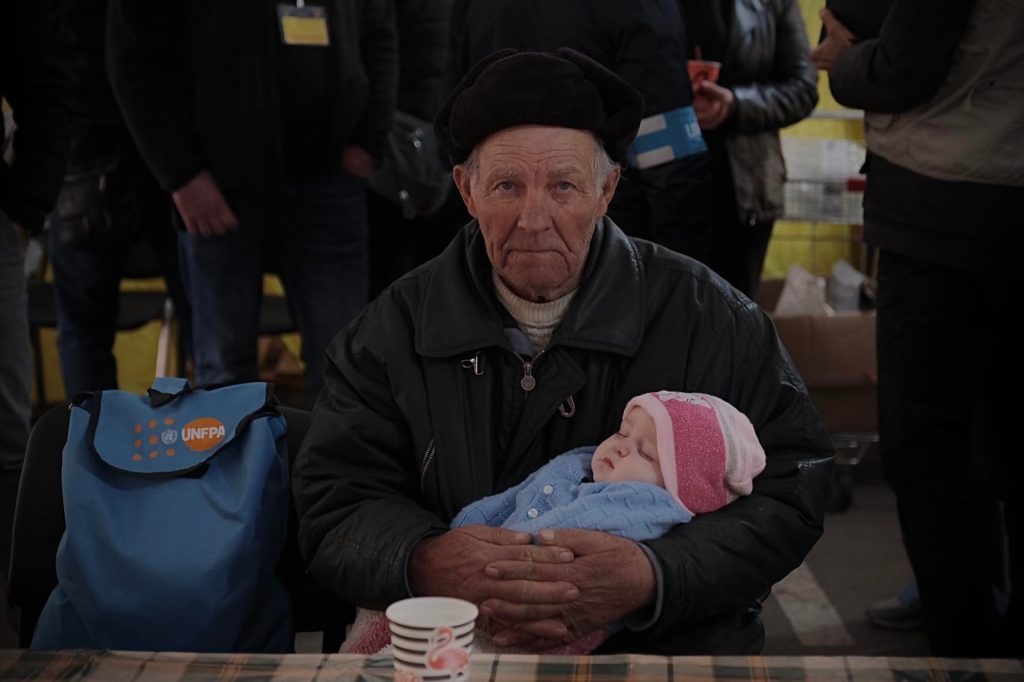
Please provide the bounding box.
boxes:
[49,211,189,396]
[49,223,121,393]
[178,172,368,406]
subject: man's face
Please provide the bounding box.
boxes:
[591,407,665,487]
[453,126,619,302]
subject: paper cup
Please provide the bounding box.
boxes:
[386,597,477,681]
[687,59,722,86]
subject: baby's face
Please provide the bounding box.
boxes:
[592,406,664,486]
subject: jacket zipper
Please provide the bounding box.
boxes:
[512,350,545,392]
[420,437,437,489]
[429,348,542,489]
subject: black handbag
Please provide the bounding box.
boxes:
[54,150,142,248]
[367,110,452,220]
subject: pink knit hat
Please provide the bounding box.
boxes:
[623,391,766,514]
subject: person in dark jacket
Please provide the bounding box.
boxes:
[0,0,72,579]
[680,0,818,297]
[449,0,714,264]
[48,0,191,397]
[293,48,833,654]
[816,0,1022,657]
[107,0,397,405]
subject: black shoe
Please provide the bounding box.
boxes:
[866,596,925,631]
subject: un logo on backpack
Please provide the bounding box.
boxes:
[31,378,293,652]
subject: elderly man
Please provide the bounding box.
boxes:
[294,48,833,654]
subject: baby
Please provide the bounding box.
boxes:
[344,390,766,654]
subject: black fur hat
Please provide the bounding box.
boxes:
[434,48,644,166]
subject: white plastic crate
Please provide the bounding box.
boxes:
[781,137,866,225]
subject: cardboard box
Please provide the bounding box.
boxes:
[756,280,877,433]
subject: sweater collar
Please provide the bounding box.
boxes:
[415,218,645,358]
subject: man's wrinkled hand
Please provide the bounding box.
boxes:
[810,9,856,71]
[172,169,239,237]
[481,529,656,648]
[408,525,579,609]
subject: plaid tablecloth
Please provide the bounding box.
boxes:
[1,650,1021,681]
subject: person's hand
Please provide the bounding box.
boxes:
[11,222,29,252]
[171,169,239,237]
[342,144,376,179]
[810,9,856,71]
[408,525,579,615]
[480,528,657,648]
[693,81,736,131]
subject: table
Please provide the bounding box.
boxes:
[1,650,1021,681]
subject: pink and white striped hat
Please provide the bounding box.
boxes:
[623,391,766,514]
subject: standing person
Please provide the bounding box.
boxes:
[107,1,397,406]
[50,0,191,396]
[367,0,455,297]
[815,0,1023,657]
[0,0,72,578]
[681,0,818,297]
[293,48,834,654]
[450,0,714,263]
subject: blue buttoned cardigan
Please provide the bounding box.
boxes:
[451,447,693,540]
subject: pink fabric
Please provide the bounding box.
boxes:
[624,391,765,514]
[340,608,392,654]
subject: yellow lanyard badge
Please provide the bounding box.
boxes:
[277,2,330,47]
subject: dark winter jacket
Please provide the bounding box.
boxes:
[683,0,818,223]
[449,0,713,262]
[106,0,397,195]
[294,218,834,654]
[0,1,72,233]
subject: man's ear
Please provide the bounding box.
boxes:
[452,165,477,217]
[596,166,621,216]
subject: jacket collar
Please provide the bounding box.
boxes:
[415,218,645,358]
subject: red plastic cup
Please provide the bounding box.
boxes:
[687,59,722,87]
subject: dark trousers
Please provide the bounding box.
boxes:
[178,172,368,406]
[708,215,773,299]
[706,155,773,298]
[50,204,189,396]
[876,249,1020,656]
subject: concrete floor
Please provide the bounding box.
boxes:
[761,447,929,656]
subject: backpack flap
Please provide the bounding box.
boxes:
[90,381,276,476]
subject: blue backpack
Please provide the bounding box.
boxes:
[31,378,293,652]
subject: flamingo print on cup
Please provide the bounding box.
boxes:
[426,627,470,677]
[386,596,477,681]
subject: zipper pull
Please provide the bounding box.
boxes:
[520,360,536,391]
[513,350,543,392]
